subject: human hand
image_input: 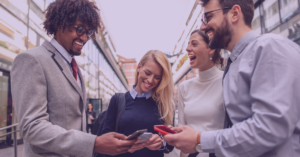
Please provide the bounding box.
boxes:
[89,116,94,120]
[168,125,183,133]
[128,139,146,153]
[164,125,198,153]
[93,132,137,156]
[145,134,163,150]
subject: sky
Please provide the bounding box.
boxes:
[97,0,194,63]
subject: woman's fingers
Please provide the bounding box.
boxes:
[146,134,160,145]
[145,134,163,150]
[147,142,162,150]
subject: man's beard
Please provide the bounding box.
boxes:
[69,49,81,56]
[209,18,233,49]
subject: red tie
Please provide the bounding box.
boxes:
[71,58,78,81]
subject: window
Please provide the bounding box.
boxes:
[280,0,299,21]
[28,29,37,49]
[252,7,262,35]
[263,0,281,32]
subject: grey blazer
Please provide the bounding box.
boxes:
[11,41,96,157]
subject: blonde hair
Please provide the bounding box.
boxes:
[134,50,174,126]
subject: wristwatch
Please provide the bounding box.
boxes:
[195,133,204,153]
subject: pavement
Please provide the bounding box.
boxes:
[0,144,179,157]
[0,144,23,157]
[165,147,180,157]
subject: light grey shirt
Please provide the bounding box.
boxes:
[201,31,300,157]
[129,85,152,99]
[50,38,82,91]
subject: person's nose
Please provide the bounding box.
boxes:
[200,23,206,32]
[80,33,88,42]
[186,44,192,52]
[148,75,155,84]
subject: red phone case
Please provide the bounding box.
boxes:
[154,125,176,135]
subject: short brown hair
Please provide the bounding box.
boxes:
[200,0,254,27]
[191,30,224,67]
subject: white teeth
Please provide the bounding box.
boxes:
[144,82,151,87]
[75,41,83,46]
[207,32,213,37]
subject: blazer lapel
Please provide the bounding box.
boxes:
[77,67,86,111]
[42,41,84,105]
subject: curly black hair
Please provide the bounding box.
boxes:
[43,0,101,36]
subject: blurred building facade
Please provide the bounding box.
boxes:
[117,54,137,89]
[253,0,300,45]
[0,0,128,149]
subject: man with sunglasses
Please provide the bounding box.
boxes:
[11,0,136,157]
[165,0,300,157]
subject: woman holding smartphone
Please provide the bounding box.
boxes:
[177,30,225,157]
[101,50,174,157]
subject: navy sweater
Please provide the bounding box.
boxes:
[101,92,174,157]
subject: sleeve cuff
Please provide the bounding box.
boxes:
[81,133,97,157]
[201,130,220,153]
[157,135,166,150]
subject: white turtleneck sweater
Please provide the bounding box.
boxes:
[178,66,225,157]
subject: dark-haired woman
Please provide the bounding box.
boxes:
[177,30,225,157]
[86,103,96,133]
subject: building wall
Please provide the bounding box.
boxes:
[117,55,137,89]
[254,0,300,43]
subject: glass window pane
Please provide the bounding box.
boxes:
[252,7,261,35]
[263,0,281,32]
[0,76,8,128]
[28,29,37,49]
[280,0,299,21]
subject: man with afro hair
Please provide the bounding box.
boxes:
[11,0,136,157]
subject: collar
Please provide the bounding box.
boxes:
[230,31,258,62]
[50,38,73,64]
[198,66,221,82]
[130,85,152,99]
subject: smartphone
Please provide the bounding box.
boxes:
[136,132,152,144]
[154,125,176,135]
[126,129,147,140]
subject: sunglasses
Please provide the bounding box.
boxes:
[201,7,232,25]
[73,25,95,38]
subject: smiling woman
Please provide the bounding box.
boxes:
[178,30,225,157]
[187,29,223,70]
[100,50,175,157]
[134,50,175,126]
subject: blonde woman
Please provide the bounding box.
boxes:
[101,50,174,157]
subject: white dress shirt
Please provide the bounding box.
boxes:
[50,38,82,91]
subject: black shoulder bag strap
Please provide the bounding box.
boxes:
[115,93,126,132]
[97,93,126,157]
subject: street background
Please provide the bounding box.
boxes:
[1,0,300,156]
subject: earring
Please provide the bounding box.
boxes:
[210,57,212,60]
